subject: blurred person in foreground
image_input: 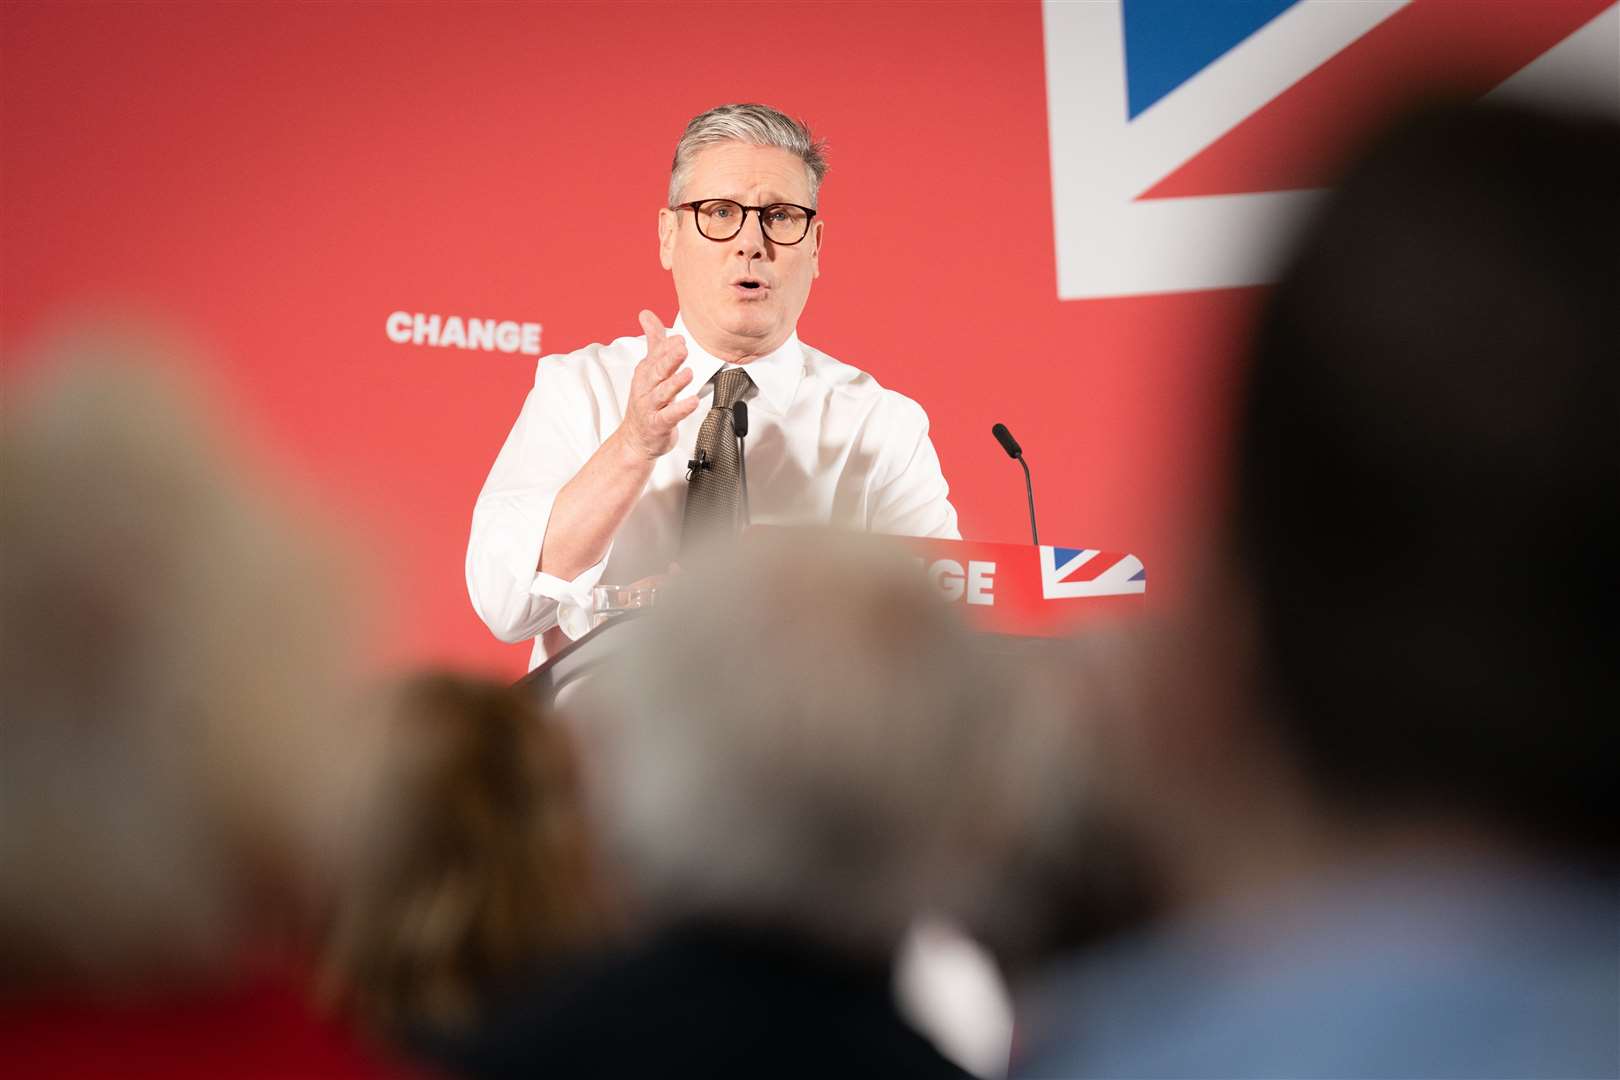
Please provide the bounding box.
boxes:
[964,628,1166,988]
[0,340,398,1078]
[452,530,1057,1078]
[1016,99,1620,1079]
[320,672,617,1075]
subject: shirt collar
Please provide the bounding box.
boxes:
[670,313,803,415]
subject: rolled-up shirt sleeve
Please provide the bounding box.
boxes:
[867,395,961,541]
[466,356,614,643]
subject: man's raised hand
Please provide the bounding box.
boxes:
[620,310,698,459]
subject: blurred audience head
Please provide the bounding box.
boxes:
[0,331,375,992]
[319,671,610,1035]
[970,628,1165,979]
[576,529,1052,957]
[1213,99,1619,861]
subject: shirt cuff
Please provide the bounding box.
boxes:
[529,558,610,642]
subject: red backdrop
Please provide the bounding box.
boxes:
[4,1,1611,678]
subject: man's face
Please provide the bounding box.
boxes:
[658,141,823,362]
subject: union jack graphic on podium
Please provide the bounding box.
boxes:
[1040,546,1147,600]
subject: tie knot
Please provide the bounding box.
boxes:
[712,368,753,410]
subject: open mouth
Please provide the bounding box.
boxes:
[731,278,769,296]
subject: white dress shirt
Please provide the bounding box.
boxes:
[466,315,961,669]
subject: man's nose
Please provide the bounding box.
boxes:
[734,208,770,257]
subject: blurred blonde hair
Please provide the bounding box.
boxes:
[0,333,374,991]
[319,673,611,1033]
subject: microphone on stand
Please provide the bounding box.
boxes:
[732,401,751,528]
[991,422,1039,546]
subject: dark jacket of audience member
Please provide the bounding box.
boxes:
[1017,99,1620,1079]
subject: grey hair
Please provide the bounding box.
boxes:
[0,335,378,989]
[571,531,1063,957]
[668,103,829,209]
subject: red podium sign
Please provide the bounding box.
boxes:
[900,537,1146,637]
[518,533,1149,702]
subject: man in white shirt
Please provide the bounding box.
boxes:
[467,103,960,668]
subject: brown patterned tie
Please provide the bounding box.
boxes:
[681,367,753,551]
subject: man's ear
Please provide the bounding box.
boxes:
[658,207,677,271]
[809,218,824,279]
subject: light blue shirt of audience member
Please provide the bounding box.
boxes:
[1015,859,1620,1079]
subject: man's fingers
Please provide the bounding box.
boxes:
[657,395,700,425]
[637,309,666,344]
[652,366,694,408]
[637,329,686,382]
[655,335,687,377]
[644,348,685,389]
[665,365,695,392]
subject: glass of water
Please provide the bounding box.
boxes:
[590,584,657,628]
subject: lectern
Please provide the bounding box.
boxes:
[514,610,654,708]
[516,535,1146,706]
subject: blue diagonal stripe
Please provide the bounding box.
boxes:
[1123,0,1299,119]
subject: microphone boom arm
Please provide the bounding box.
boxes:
[1018,454,1038,547]
[991,421,1040,547]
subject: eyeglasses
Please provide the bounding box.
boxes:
[676,199,817,245]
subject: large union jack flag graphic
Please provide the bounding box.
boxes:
[1043,0,1618,299]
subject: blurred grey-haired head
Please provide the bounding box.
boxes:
[0,331,375,989]
[669,103,828,208]
[575,530,1059,955]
